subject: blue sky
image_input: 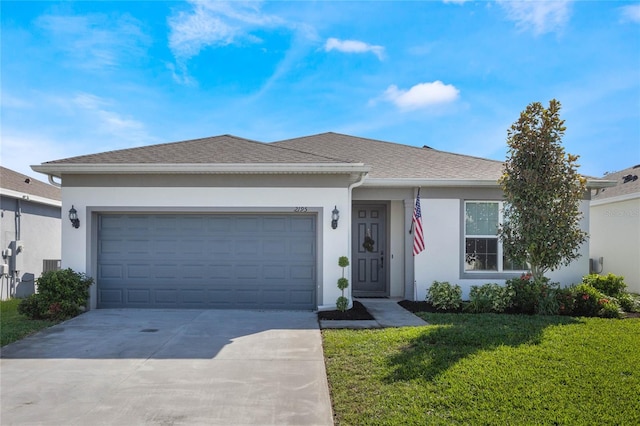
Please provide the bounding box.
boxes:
[2,1,639,180]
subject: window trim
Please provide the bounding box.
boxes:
[459,200,527,280]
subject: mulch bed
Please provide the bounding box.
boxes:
[398,300,464,313]
[317,301,375,320]
[397,300,640,319]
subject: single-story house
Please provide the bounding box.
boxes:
[589,165,640,293]
[31,132,611,310]
[0,166,61,300]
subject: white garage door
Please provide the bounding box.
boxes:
[97,214,316,309]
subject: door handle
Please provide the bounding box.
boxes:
[380,251,384,269]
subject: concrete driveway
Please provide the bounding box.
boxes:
[1,309,333,426]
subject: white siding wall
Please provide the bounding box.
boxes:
[590,197,640,293]
[61,186,351,310]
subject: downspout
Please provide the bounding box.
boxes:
[346,172,368,307]
[48,175,61,188]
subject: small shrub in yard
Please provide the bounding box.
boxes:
[18,268,93,321]
[582,273,627,297]
[336,256,350,312]
[557,287,576,316]
[571,283,622,318]
[505,274,542,314]
[426,281,462,311]
[467,283,513,313]
[617,293,640,313]
[536,281,562,316]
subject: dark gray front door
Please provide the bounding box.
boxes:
[97,213,316,309]
[352,204,387,297]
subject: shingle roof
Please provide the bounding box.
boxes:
[592,165,640,201]
[0,166,61,201]
[42,134,350,165]
[272,132,505,180]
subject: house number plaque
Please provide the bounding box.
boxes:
[294,207,308,212]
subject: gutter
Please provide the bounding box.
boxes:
[363,178,619,189]
[31,163,371,178]
[362,178,500,188]
[0,188,62,207]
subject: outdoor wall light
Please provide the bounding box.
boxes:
[68,205,80,229]
[331,206,340,229]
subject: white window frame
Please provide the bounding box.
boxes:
[463,200,526,275]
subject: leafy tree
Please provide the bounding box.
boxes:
[499,99,587,281]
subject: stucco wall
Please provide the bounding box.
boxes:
[590,197,640,293]
[61,185,351,310]
[414,198,591,300]
[0,196,61,299]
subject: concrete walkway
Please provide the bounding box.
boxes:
[1,309,333,426]
[319,298,427,329]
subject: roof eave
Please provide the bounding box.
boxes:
[0,188,62,207]
[585,179,617,189]
[361,178,500,188]
[31,163,371,178]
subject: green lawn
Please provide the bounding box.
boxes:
[0,299,58,346]
[323,313,640,425]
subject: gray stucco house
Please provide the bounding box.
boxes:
[0,167,62,299]
[31,132,610,310]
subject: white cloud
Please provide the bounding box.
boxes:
[324,38,385,60]
[498,0,572,35]
[620,4,640,23]
[71,93,152,144]
[36,13,149,70]
[168,1,283,61]
[382,81,460,110]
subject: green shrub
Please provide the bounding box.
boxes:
[582,273,627,297]
[336,256,350,312]
[336,296,349,312]
[617,293,640,313]
[467,283,513,313]
[16,294,48,320]
[599,299,623,319]
[536,281,562,316]
[505,274,543,314]
[426,281,462,311]
[571,283,623,318]
[556,287,576,316]
[18,269,93,320]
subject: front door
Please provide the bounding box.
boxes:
[352,204,387,297]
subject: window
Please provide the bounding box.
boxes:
[464,201,526,272]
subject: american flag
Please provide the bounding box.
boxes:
[412,189,425,256]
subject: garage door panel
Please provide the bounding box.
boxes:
[98,214,316,309]
[99,288,123,304]
[127,289,151,304]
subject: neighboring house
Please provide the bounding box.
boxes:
[31,133,611,310]
[590,165,640,294]
[0,167,61,300]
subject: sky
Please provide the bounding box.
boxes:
[2,1,639,182]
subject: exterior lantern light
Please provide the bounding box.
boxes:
[69,205,80,229]
[331,206,340,229]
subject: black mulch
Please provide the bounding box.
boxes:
[317,300,375,320]
[398,300,464,313]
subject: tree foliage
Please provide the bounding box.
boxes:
[499,99,587,280]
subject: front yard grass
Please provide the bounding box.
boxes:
[323,313,640,425]
[1,299,58,346]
